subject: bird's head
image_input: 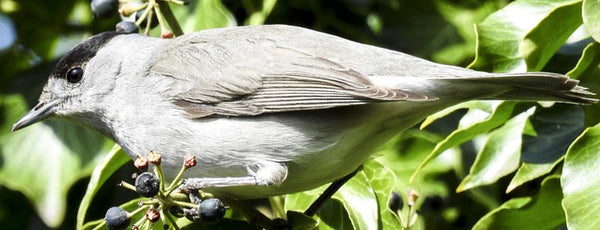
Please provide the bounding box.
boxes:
[11,32,123,133]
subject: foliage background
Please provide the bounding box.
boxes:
[0,0,599,229]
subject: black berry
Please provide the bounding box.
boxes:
[105,206,130,230]
[198,198,227,222]
[91,0,118,18]
[389,191,403,212]
[115,21,139,34]
[135,172,160,197]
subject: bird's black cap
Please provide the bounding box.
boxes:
[50,31,120,80]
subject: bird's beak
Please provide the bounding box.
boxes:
[11,100,58,132]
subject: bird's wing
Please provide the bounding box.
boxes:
[150,35,435,118]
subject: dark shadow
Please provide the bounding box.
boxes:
[521,104,584,164]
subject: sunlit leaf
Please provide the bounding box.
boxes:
[421,100,497,129]
[76,145,129,229]
[363,160,402,229]
[185,0,236,32]
[412,101,517,182]
[244,0,277,26]
[376,129,456,203]
[519,0,582,71]
[473,176,565,229]
[567,42,600,78]
[0,94,112,227]
[457,107,535,192]
[470,0,582,72]
[561,123,600,229]
[583,0,600,42]
[285,183,350,229]
[330,172,378,229]
[285,171,378,229]
[566,42,600,126]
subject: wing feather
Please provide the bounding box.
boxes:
[150,34,435,118]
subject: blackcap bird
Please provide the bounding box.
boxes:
[11,25,596,199]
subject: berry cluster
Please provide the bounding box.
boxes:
[94,151,227,230]
[91,0,188,37]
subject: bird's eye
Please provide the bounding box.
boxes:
[66,67,83,83]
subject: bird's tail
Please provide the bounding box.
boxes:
[458,72,597,104]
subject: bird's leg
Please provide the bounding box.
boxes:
[179,162,288,191]
[180,163,361,218]
[304,166,362,216]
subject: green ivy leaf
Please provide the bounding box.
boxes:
[363,160,402,229]
[457,107,535,192]
[286,211,319,230]
[507,105,584,192]
[433,0,499,65]
[186,0,236,32]
[566,42,600,126]
[583,0,600,42]
[0,94,112,227]
[76,145,129,229]
[567,42,600,79]
[375,129,456,206]
[412,101,517,182]
[244,0,278,26]
[285,171,378,229]
[285,183,352,229]
[561,123,600,229]
[329,172,378,229]
[473,176,565,229]
[421,100,498,129]
[470,0,582,72]
[519,0,582,71]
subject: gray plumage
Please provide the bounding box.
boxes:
[12,25,596,199]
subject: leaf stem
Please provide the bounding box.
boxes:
[157,1,184,36]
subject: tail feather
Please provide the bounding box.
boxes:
[465,72,598,104]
